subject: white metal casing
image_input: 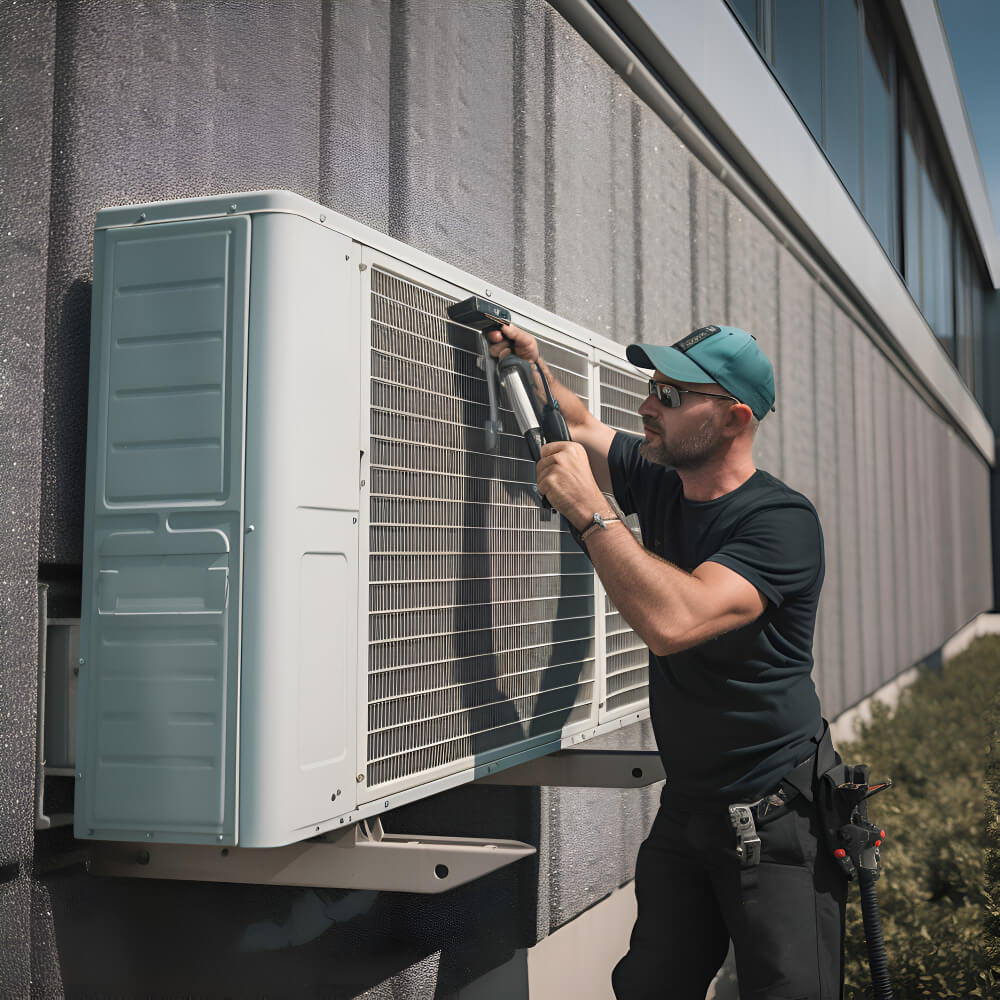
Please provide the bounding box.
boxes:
[76,190,650,849]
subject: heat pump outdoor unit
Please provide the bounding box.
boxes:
[75,191,651,856]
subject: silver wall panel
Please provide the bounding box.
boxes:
[635,105,692,341]
[776,252,816,501]
[689,169,728,331]
[871,360,898,696]
[320,1,392,234]
[386,2,517,288]
[513,1,550,312]
[834,311,864,709]
[811,289,843,716]
[730,223,780,478]
[852,330,880,698]
[551,15,618,334]
[888,368,914,670]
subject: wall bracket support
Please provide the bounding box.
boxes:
[86,817,535,893]
[476,748,665,788]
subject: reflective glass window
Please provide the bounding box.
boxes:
[728,0,758,38]
[773,0,822,140]
[901,79,923,303]
[824,0,862,204]
[861,0,899,264]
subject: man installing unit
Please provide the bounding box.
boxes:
[487,320,845,1000]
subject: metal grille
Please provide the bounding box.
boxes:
[599,363,650,715]
[367,268,596,788]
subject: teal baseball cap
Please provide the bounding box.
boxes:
[626,325,776,420]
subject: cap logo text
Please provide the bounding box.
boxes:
[672,325,722,353]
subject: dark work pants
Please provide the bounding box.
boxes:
[611,792,846,1000]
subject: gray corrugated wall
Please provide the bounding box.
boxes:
[3,0,992,995]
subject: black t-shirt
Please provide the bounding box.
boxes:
[608,432,824,806]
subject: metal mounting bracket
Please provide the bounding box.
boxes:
[476,748,665,788]
[86,817,536,893]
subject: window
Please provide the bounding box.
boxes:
[773,0,822,141]
[860,0,899,265]
[723,0,986,398]
[729,0,757,37]
[824,0,862,204]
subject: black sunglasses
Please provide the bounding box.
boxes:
[647,379,740,408]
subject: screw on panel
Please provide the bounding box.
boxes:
[352,517,358,524]
[136,213,146,223]
[136,851,150,865]
[217,835,224,842]
[145,833,152,840]
[76,772,82,780]
[246,524,255,534]
[485,289,492,297]
[357,774,364,783]
[228,204,237,213]
[359,263,368,271]
[360,480,365,487]
[319,214,326,222]
[221,848,229,857]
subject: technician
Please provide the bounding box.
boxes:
[487,322,845,1000]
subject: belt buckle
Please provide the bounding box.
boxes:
[727,804,761,867]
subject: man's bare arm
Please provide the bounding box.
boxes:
[534,441,768,655]
[487,323,616,493]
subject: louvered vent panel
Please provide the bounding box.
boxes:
[599,363,650,715]
[367,269,596,788]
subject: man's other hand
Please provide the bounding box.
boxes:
[535,441,607,531]
[487,323,539,364]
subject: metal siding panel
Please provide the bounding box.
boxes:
[852,330,878,697]
[834,311,863,708]
[636,105,692,340]
[609,85,637,343]
[905,388,926,663]
[321,0,391,234]
[742,238,780,479]
[887,368,912,674]
[948,431,964,632]
[513,0,549,309]
[776,253,816,501]
[551,13,616,332]
[871,352,897,687]
[811,290,843,716]
[387,2,516,288]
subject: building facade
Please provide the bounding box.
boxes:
[1,1,994,996]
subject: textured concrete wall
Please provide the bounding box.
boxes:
[3,0,993,996]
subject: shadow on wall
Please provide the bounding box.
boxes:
[41,277,93,571]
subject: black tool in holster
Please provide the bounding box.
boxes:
[816,761,895,1000]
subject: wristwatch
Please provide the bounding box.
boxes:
[580,511,621,541]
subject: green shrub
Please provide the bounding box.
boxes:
[839,635,1000,999]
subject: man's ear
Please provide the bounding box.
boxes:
[725,403,754,435]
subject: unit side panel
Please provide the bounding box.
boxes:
[359,255,602,801]
[238,215,361,847]
[595,355,649,724]
[76,217,250,844]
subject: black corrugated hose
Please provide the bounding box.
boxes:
[859,867,894,999]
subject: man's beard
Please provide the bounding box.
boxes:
[640,415,724,470]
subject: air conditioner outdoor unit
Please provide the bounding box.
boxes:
[75,191,651,854]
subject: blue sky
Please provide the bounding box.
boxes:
[938,0,1000,234]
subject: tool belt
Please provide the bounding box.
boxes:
[728,721,842,870]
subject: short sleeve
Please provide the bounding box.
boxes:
[706,505,824,607]
[608,432,646,516]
